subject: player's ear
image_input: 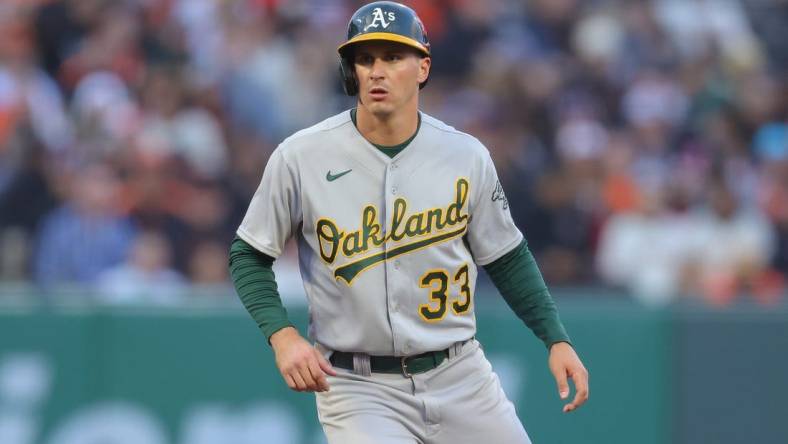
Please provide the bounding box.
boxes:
[417,56,430,85]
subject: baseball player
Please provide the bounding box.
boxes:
[229,2,588,443]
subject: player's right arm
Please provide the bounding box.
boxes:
[229,234,337,392]
[230,148,336,392]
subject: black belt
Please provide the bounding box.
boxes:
[329,339,471,377]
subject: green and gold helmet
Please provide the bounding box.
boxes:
[338,1,430,95]
[338,1,430,58]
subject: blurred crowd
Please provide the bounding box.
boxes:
[0,0,785,306]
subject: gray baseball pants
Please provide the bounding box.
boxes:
[315,339,532,444]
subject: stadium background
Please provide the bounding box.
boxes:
[1,0,786,443]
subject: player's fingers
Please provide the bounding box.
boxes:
[552,366,570,400]
[291,370,308,392]
[563,369,590,413]
[296,362,319,392]
[306,359,329,392]
[571,370,590,406]
[284,373,298,391]
[315,350,337,376]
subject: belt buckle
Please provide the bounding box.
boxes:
[401,356,412,377]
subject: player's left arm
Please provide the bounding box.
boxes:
[483,240,589,412]
[466,147,588,412]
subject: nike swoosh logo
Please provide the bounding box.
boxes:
[326,169,352,182]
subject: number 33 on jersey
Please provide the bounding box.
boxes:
[237,111,523,356]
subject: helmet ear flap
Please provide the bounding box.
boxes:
[339,57,358,96]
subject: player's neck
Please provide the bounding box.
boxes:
[356,103,419,146]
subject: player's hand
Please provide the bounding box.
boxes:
[548,341,589,413]
[270,327,337,393]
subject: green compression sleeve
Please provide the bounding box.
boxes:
[483,239,571,349]
[228,236,294,341]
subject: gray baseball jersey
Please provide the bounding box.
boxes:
[237,110,523,356]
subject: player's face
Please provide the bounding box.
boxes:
[353,41,430,116]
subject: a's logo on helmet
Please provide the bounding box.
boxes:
[363,7,396,31]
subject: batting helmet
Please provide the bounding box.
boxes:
[338,1,431,96]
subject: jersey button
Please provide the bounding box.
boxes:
[391,186,398,194]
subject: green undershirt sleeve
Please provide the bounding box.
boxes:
[228,236,294,342]
[483,239,571,349]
